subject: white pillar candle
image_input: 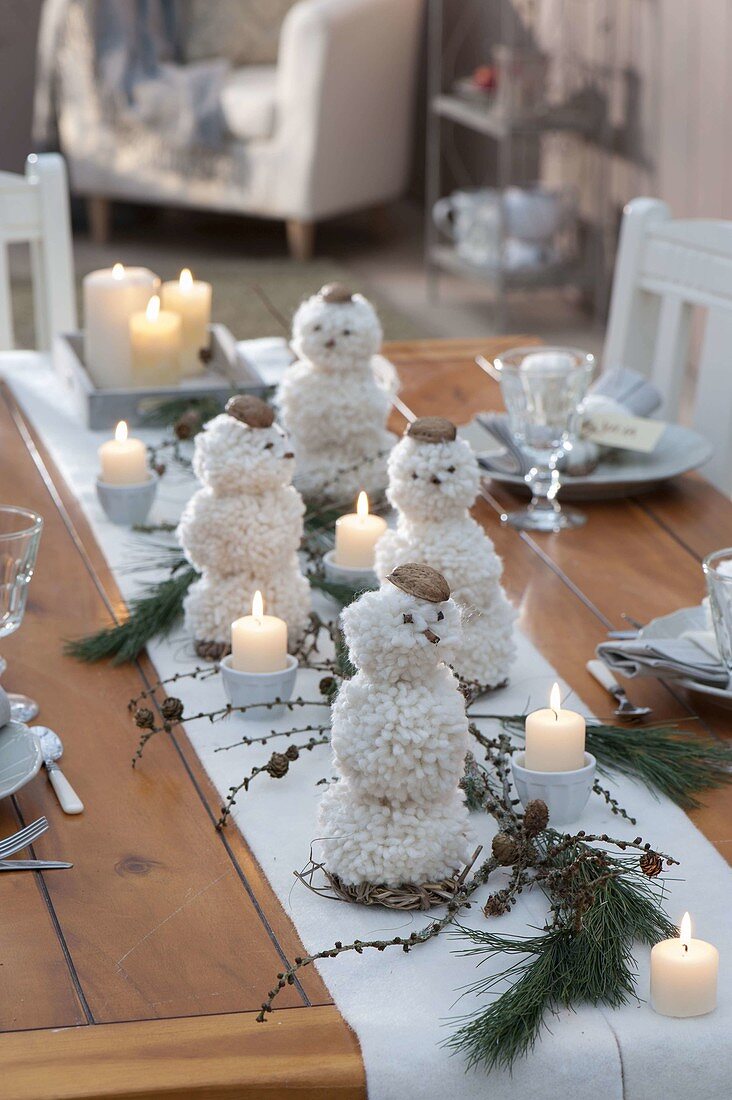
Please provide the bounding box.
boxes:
[231,591,288,673]
[651,912,718,1017]
[334,492,388,569]
[160,268,212,377]
[98,421,149,485]
[524,683,586,771]
[129,295,182,387]
[83,264,159,389]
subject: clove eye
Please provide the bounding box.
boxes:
[403,613,413,624]
[263,441,274,450]
[446,465,455,473]
[313,324,321,332]
[411,472,418,480]
[342,328,351,336]
[436,610,444,621]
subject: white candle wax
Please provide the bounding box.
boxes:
[83,264,159,389]
[161,268,212,377]
[334,492,387,569]
[524,683,586,771]
[651,912,718,1017]
[98,421,149,485]
[231,591,288,673]
[129,296,182,387]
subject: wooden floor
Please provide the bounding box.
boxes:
[0,324,730,1098]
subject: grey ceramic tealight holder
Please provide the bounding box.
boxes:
[219,654,299,719]
[96,471,159,526]
[511,751,596,826]
[323,549,379,592]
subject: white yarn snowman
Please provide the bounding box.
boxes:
[277,282,396,501]
[318,564,473,888]
[374,417,516,688]
[177,395,311,657]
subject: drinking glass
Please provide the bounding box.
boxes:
[492,346,595,532]
[0,507,44,722]
[702,548,732,677]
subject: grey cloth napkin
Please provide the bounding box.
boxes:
[596,637,729,686]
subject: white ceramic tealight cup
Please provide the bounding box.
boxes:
[96,470,159,527]
[511,751,596,826]
[322,549,379,592]
[219,654,299,720]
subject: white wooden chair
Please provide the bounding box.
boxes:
[604,196,732,494]
[0,153,76,351]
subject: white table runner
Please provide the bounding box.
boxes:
[3,354,730,1100]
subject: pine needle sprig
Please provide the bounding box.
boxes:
[65,566,198,665]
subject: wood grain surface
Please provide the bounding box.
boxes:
[1,332,730,1098]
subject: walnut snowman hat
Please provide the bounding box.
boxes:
[289,282,383,371]
[386,416,481,519]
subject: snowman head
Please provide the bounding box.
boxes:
[291,283,382,371]
[387,418,480,520]
[193,396,295,495]
[341,563,461,676]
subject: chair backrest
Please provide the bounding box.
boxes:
[0,153,76,351]
[604,196,732,494]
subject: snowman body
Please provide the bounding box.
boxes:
[177,409,311,647]
[277,287,396,501]
[319,573,473,887]
[374,425,516,687]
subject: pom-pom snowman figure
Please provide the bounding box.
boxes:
[277,283,396,501]
[318,564,473,888]
[177,395,311,656]
[375,417,516,688]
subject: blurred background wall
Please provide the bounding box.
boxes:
[0,0,43,172]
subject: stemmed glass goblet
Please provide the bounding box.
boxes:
[492,346,595,532]
[0,506,44,723]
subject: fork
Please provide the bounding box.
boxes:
[0,817,49,860]
[0,859,72,871]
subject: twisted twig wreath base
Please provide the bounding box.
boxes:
[295,849,481,911]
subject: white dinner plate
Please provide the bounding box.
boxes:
[640,605,732,707]
[0,721,43,799]
[459,418,713,501]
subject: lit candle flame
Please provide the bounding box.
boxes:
[179,267,193,291]
[115,420,128,443]
[252,590,264,623]
[680,911,691,950]
[549,682,561,718]
[146,295,161,322]
[112,263,124,279]
[356,491,369,521]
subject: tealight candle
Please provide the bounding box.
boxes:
[83,263,159,389]
[334,492,387,569]
[231,591,288,673]
[524,683,586,771]
[651,912,718,1017]
[161,268,212,377]
[98,421,149,485]
[129,295,182,387]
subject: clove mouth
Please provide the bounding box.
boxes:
[283,451,295,459]
[423,628,440,644]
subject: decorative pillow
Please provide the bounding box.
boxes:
[182,0,298,67]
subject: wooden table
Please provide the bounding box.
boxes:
[1,337,730,1099]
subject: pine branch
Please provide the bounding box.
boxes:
[65,566,198,665]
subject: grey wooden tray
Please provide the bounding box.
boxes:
[52,324,269,429]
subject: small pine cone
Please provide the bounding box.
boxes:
[174,409,201,440]
[484,890,510,917]
[492,832,520,865]
[285,745,299,761]
[523,799,549,838]
[195,639,230,662]
[319,676,337,698]
[134,707,156,730]
[161,696,184,723]
[639,850,663,878]
[266,752,290,779]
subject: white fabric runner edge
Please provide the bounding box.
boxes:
[3,355,730,1100]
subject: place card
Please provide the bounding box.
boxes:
[582,411,666,453]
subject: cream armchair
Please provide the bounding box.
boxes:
[39,0,424,259]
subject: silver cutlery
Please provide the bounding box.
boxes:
[586,659,652,721]
[0,816,49,860]
[33,727,84,814]
[0,859,72,871]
